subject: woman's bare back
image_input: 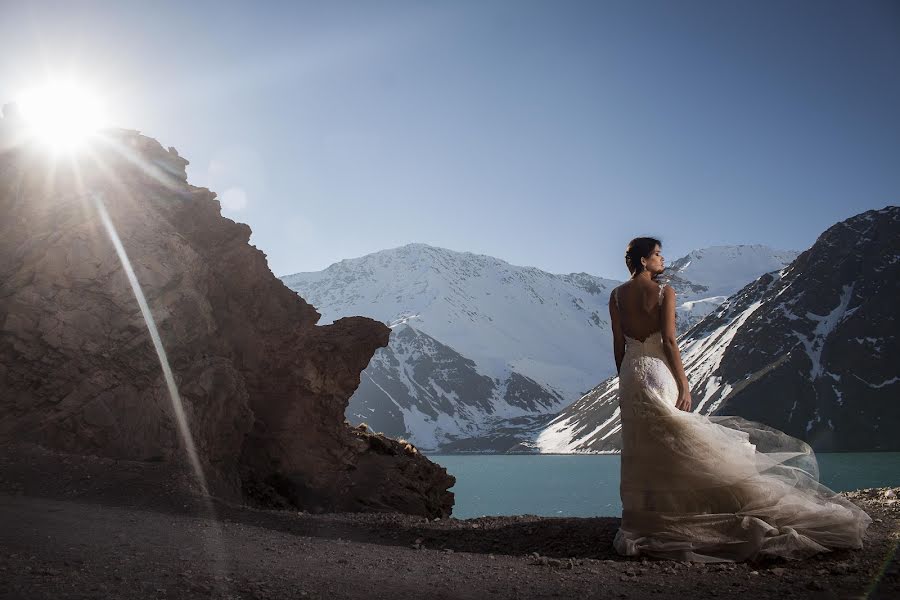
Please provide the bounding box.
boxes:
[614,279,666,342]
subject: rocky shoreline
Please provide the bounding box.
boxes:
[1,444,897,599]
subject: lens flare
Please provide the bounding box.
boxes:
[17,81,106,152]
[89,188,232,592]
[90,191,208,494]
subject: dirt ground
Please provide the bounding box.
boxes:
[1,444,897,600]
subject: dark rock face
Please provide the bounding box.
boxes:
[539,207,899,453]
[696,206,900,451]
[0,127,454,517]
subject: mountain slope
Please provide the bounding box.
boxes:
[284,244,620,398]
[664,245,800,333]
[667,245,800,298]
[348,323,563,449]
[284,245,616,450]
[284,243,798,451]
[537,206,899,453]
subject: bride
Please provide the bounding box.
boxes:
[608,237,872,562]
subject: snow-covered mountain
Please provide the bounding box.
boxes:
[350,323,565,449]
[283,244,618,450]
[537,206,899,453]
[667,245,800,298]
[282,243,799,452]
[284,244,621,398]
[664,245,800,332]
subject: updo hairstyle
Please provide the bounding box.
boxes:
[625,237,662,276]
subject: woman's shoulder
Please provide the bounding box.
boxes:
[610,284,622,304]
[611,280,632,296]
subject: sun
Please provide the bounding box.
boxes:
[17,80,107,152]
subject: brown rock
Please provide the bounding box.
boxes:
[0,128,454,517]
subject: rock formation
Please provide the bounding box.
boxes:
[0,122,454,517]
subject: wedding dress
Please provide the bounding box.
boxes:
[612,283,872,562]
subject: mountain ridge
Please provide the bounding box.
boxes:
[283,241,798,452]
[537,206,899,453]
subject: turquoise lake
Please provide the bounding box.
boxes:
[427,453,900,519]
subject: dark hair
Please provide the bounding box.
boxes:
[625,237,661,276]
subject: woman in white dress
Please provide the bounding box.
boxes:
[608,237,872,562]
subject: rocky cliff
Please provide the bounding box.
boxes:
[692,206,899,450]
[0,118,454,516]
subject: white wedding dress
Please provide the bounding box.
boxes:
[612,284,872,562]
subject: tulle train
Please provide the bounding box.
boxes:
[615,335,872,562]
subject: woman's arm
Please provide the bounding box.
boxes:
[609,290,625,375]
[660,286,692,411]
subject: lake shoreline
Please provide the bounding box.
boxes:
[425,450,900,455]
[429,452,900,519]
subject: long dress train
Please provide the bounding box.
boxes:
[612,284,872,562]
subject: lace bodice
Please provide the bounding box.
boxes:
[624,331,664,353]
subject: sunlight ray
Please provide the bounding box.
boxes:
[90,190,207,492]
[87,188,233,592]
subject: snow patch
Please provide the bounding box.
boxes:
[796,283,856,379]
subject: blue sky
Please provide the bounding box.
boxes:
[2,0,898,279]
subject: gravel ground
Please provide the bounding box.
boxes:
[1,444,897,600]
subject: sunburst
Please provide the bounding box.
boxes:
[16,80,107,152]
